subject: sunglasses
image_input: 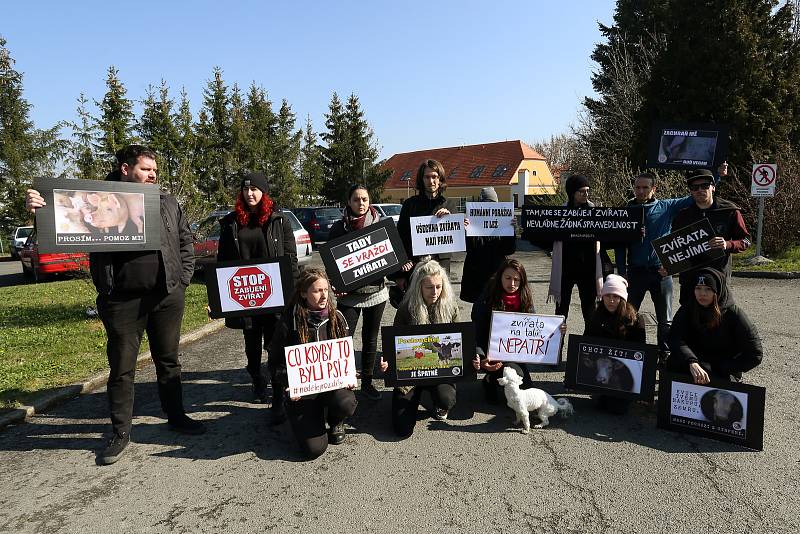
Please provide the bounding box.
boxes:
[689,182,712,191]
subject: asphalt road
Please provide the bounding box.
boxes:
[0,258,25,288]
[0,247,798,534]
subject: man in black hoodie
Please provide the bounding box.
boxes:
[26,145,204,466]
[672,169,751,304]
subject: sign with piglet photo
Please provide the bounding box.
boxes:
[488,312,565,365]
[320,218,407,292]
[651,218,726,275]
[205,257,293,319]
[285,336,357,398]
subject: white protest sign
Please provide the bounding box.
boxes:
[751,163,776,197]
[215,262,285,313]
[285,336,357,397]
[488,312,564,364]
[410,213,467,256]
[465,202,515,237]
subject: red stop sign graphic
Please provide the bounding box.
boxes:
[228,266,272,308]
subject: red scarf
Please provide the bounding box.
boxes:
[502,291,521,312]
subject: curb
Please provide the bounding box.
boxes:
[732,271,800,279]
[0,319,225,430]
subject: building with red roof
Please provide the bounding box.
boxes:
[380,140,558,208]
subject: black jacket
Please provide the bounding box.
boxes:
[583,306,647,343]
[90,192,193,295]
[471,287,535,354]
[396,193,457,272]
[217,211,299,281]
[460,235,516,303]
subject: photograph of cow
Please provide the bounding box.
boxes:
[576,354,637,393]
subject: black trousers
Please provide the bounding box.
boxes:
[338,301,387,383]
[286,389,358,460]
[555,272,597,322]
[242,314,280,382]
[97,286,186,436]
[391,384,457,438]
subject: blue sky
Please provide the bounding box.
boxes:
[4,1,616,159]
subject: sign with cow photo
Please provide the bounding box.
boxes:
[651,218,726,275]
[465,202,515,237]
[521,205,643,242]
[564,335,658,402]
[205,257,293,319]
[285,336,357,398]
[320,218,407,292]
[33,177,161,253]
[409,213,467,256]
[381,322,476,387]
[488,312,565,365]
[657,372,765,451]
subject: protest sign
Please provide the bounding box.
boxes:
[657,372,765,451]
[521,205,643,242]
[285,336,357,398]
[382,323,476,387]
[487,312,564,365]
[34,177,161,253]
[320,218,407,292]
[465,202,515,237]
[647,122,729,170]
[206,257,293,319]
[564,335,658,402]
[410,214,467,255]
[651,218,726,276]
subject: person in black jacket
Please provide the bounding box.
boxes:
[216,172,298,405]
[667,267,762,383]
[267,268,357,460]
[393,159,457,296]
[26,145,203,465]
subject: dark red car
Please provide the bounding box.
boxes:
[19,229,90,282]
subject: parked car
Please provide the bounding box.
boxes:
[291,206,343,244]
[192,209,313,272]
[373,203,402,224]
[19,229,89,282]
[8,226,34,259]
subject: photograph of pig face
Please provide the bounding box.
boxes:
[576,354,639,394]
[53,190,145,236]
[700,389,746,429]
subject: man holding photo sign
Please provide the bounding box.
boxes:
[25,145,202,466]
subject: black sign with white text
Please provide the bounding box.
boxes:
[521,205,643,241]
[647,122,729,170]
[651,218,726,276]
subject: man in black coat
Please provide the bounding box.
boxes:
[26,145,204,466]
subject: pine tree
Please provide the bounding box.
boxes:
[270,99,302,207]
[199,67,231,205]
[228,83,249,179]
[321,92,350,201]
[344,93,387,201]
[94,66,135,173]
[244,83,276,175]
[173,87,202,211]
[138,80,180,191]
[299,115,325,201]
[70,93,98,180]
[0,37,65,230]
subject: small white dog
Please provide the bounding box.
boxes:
[497,366,574,433]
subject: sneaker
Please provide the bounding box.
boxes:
[167,413,206,435]
[328,422,346,445]
[252,376,268,404]
[433,408,449,421]
[360,382,381,401]
[98,432,129,465]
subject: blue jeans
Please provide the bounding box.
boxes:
[626,267,673,352]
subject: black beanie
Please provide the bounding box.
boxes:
[565,174,590,199]
[694,267,723,295]
[685,168,714,185]
[241,171,269,194]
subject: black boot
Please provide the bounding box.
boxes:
[252,375,268,404]
[98,431,130,465]
[270,386,287,426]
[167,412,206,435]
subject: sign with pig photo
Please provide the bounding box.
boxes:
[564,335,658,402]
[320,218,407,292]
[285,336,357,398]
[382,323,476,387]
[33,177,161,253]
[488,312,565,365]
[657,372,765,450]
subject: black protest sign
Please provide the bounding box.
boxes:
[564,335,658,402]
[206,257,293,319]
[521,205,643,242]
[657,372,765,451]
[651,218,726,276]
[647,122,729,170]
[382,322,476,387]
[320,218,407,292]
[34,177,161,253]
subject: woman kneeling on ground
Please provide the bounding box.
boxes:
[667,267,762,384]
[268,268,357,460]
[390,260,460,437]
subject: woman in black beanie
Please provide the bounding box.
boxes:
[216,171,299,412]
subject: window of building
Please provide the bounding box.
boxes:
[469,166,485,178]
[492,164,509,177]
[448,167,458,180]
[400,170,412,181]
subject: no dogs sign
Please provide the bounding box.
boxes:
[205,257,293,318]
